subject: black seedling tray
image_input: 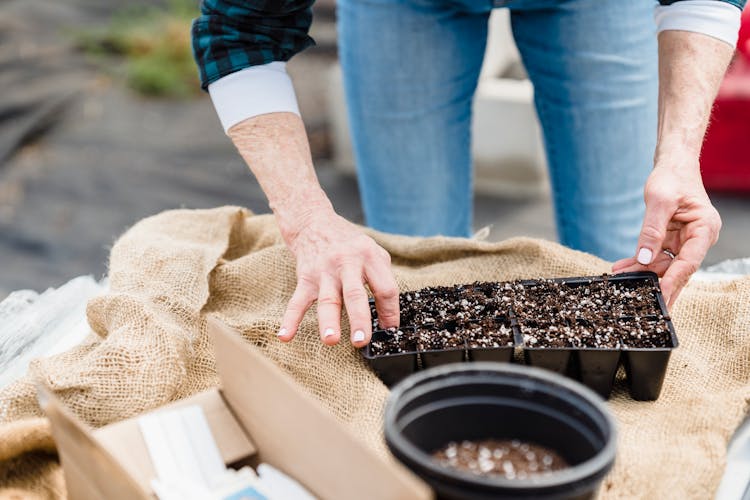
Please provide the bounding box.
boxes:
[419,345,466,369]
[517,273,678,400]
[362,272,677,400]
[522,347,623,399]
[467,344,514,363]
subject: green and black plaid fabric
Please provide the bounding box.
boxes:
[192,0,315,89]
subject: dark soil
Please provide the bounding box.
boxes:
[520,321,620,349]
[378,283,510,330]
[465,317,514,349]
[369,328,416,355]
[415,325,465,351]
[368,324,515,356]
[518,316,671,349]
[515,278,671,349]
[368,275,671,354]
[432,439,569,479]
[511,278,660,320]
[617,317,673,349]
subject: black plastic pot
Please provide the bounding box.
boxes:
[385,363,617,500]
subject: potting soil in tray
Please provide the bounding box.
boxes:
[362,272,678,400]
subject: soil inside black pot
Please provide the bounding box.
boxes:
[432,439,569,479]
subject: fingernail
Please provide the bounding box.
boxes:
[324,328,336,338]
[637,248,653,265]
[277,328,287,337]
[353,330,366,343]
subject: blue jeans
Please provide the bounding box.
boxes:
[337,0,658,261]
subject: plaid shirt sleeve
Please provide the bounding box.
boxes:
[191,0,316,90]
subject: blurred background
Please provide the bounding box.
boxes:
[1,0,748,298]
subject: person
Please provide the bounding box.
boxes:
[192,0,744,348]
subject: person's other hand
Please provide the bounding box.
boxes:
[277,206,400,347]
[612,160,721,308]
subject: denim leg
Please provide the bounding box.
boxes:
[510,0,658,261]
[337,0,489,237]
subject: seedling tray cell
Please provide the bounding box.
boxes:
[623,347,675,401]
[576,349,622,399]
[420,346,466,368]
[362,272,677,399]
[466,317,515,363]
[468,345,514,363]
[523,348,573,376]
[362,328,418,387]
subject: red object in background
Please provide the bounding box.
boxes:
[700,7,750,193]
[738,6,750,59]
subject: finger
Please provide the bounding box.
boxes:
[660,229,711,307]
[612,256,637,273]
[340,265,372,347]
[364,254,400,329]
[634,195,675,266]
[667,285,685,309]
[317,272,343,345]
[613,251,674,277]
[279,278,317,342]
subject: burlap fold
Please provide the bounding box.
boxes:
[0,206,748,499]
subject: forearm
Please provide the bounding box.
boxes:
[655,30,735,164]
[229,113,400,347]
[228,113,333,243]
[615,30,735,304]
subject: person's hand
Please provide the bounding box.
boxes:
[612,160,721,308]
[276,206,400,347]
[225,113,400,347]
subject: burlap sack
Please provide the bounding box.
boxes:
[0,206,748,499]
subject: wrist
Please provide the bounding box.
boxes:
[654,132,704,163]
[272,187,335,245]
[653,139,702,172]
[227,113,336,245]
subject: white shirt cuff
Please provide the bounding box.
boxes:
[207,62,300,134]
[655,1,742,47]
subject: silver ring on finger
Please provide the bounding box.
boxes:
[662,248,676,260]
